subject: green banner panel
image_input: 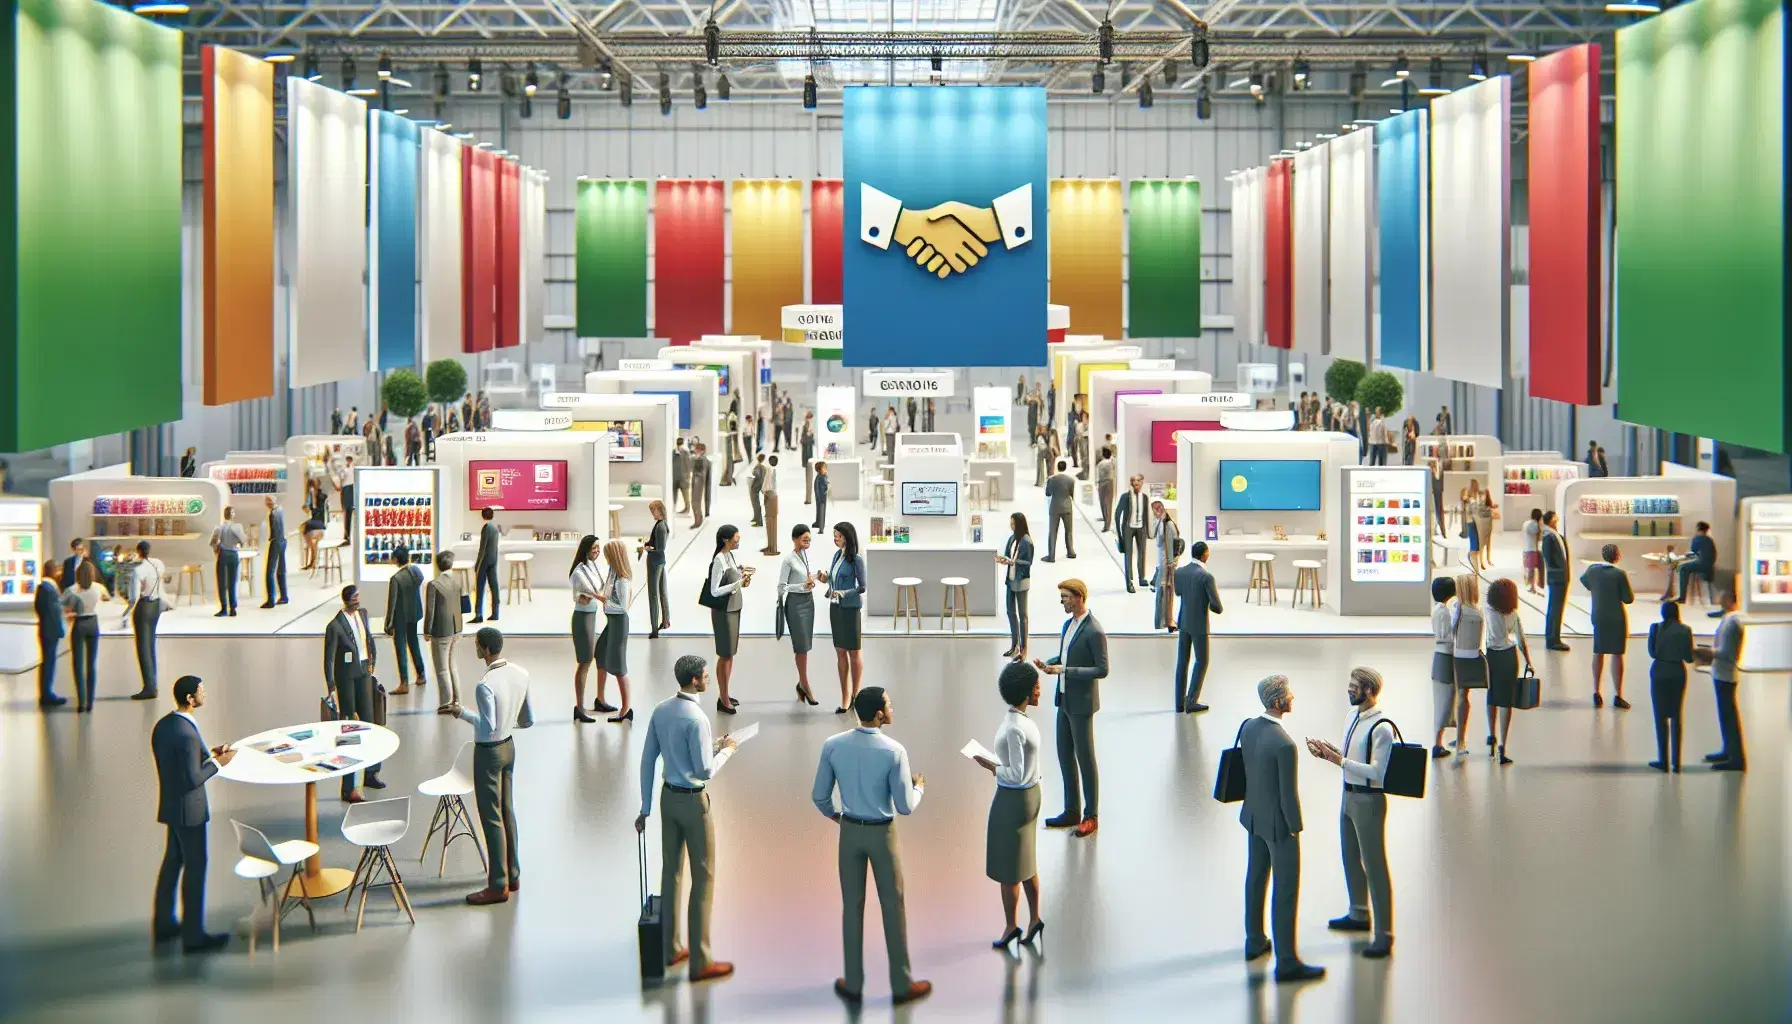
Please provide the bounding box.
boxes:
[2,0,183,451]
[575,179,649,338]
[1126,180,1202,339]
[1616,0,1784,450]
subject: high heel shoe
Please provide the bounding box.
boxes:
[1498,746,1513,766]
[992,927,1022,950]
[834,706,849,715]
[591,699,618,714]
[1022,920,1045,945]
[607,709,634,724]
[796,685,819,706]
[716,699,737,715]
[574,705,596,724]
[1593,692,1604,709]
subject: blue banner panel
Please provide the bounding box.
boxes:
[1375,109,1429,371]
[370,111,421,371]
[842,87,1048,367]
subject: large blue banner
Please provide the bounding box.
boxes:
[1376,109,1429,372]
[370,110,420,372]
[842,87,1048,367]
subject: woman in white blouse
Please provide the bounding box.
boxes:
[1449,572,1488,755]
[569,536,606,723]
[776,524,822,706]
[593,540,634,723]
[974,662,1045,950]
[705,525,752,715]
[1429,576,1457,758]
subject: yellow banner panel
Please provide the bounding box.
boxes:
[1048,179,1124,339]
[729,180,805,339]
[201,45,276,405]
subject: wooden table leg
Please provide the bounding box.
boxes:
[289,780,356,898]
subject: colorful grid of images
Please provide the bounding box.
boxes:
[1352,494,1428,581]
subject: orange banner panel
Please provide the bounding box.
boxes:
[1048,179,1124,339]
[201,45,275,405]
[729,180,805,338]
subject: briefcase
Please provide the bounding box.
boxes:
[319,693,339,722]
[1513,669,1542,711]
[636,832,666,982]
[372,677,389,726]
[1371,719,1429,799]
[1213,722,1248,803]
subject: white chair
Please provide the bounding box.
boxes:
[230,820,320,956]
[341,796,416,932]
[418,742,488,878]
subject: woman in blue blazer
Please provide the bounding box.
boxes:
[825,521,868,714]
[997,512,1035,663]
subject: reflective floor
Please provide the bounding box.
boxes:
[1,632,1788,1023]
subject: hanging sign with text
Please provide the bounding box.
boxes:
[863,370,957,397]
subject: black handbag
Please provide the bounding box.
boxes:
[1371,719,1429,799]
[636,832,665,982]
[1513,669,1542,710]
[1213,721,1249,803]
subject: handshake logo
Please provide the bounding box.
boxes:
[859,183,1034,279]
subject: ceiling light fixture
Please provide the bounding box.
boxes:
[1394,54,1410,78]
[600,63,614,91]
[1092,64,1106,93]
[1191,34,1209,69]
[524,63,539,96]
[342,57,357,92]
[1196,84,1212,120]
[931,51,943,72]
[693,65,707,109]
[704,17,721,65]
[802,73,818,110]
[377,53,392,79]
[1226,74,1250,89]
[434,66,451,98]
[557,81,571,119]
[1162,60,1178,86]
[468,58,483,92]
[658,72,671,115]
[1292,56,1309,87]
[620,74,633,107]
[1138,80,1154,109]
[1098,18,1114,65]
[520,95,533,118]
[717,74,730,100]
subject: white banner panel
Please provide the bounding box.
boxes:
[1327,128,1375,364]
[1429,77,1512,388]
[1228,168,1266,349]
[418,129,463,365]
[286,79,368,388]
[520,167,548,347]
[1291,146,1330,355]
[863,370,956,398]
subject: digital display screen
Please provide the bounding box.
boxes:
[468,460,569,511]
[900,482,959,517]
[637,390,691,429]
[1218,460,1322,511]
[1150,419,1222,462]
[674,363,729,395]
[570,419,645,462]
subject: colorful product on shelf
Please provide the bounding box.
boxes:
[92,495,206,516]
[92,518,195,540]
[360,494,435,567]
[0,530,40,597]
[1502,464,1581,495]
[209,465,287,495]
[1577,496,1680,516]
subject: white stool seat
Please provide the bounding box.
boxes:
[940,576,970,586]
[1246,552,1276,563]
[892,576,923,587]
[1291,559,1322,569]
[419,743,487,879]
[343,820,409,848]
[234,855,281,881]
[504,552,533,563]
[418,767,475,798]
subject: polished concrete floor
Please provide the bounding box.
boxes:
[2,632,1788,1023]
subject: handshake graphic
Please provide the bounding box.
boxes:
[860,183,1034,279]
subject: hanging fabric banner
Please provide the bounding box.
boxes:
[653,179,726,345]
[810,179,845,306]
[520,167,548,347]
[1262,159,1293,350]
[1528,45,1603,405]
[288,78,370,387]
[1229,168,1265,349]
[369,110,420,372]
[1326,128,1374,365]
[1048,179,1124,339]
[1126,179,1201,339]
[730,179,805,339]
[460,147,498,353]
[1376,109,1429,371]
[575,179,649,338]
[1291,147,1330,354]
[201,44,275,405]
[494,158,521,349]
[1429,76,1512,389]
[418,130,464,364]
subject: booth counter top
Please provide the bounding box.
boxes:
[446,538,606,585]
[865,542,1001,616]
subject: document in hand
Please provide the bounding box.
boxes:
[961,739,1000,764]
[727,722,760,746]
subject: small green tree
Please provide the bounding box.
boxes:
[1355,371,1406,418]
[1323,358,1366,404]
[381,369,429,419]
[426,359,469,408]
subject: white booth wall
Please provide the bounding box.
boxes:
[583,369,722,447]
[1556,465,1736,598]
[1087,369,1213,458]
[434,432,612,589]
[49,463,229,578]
[199,452,306,542]
[536,392,679,536]
[1051,345,1141,440]
[658,347,758,426]
[1115,393,1245,488]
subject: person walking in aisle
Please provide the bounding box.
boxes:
[1541,511,1570,650]
[1522,508,1545,596]
[35,564,66,709]
[642,501,671,638]
[705,526,751,716]
[1585,441,1603,477]
[1113,474,1150,589]
[1366,409,1386,465]
[905,396,917,433]
[1436,405,1453,437]
[405,418,421,466]
[453,627,533,905]
[383,546,428,695]
[1705,589,1747,771]
[636,654,739,982]
[827,522,869,715]
[592,540,635,724]
[151,675,236,954]
[922,397,936,432]
[259,495,289,608]
[1043,460,1077,563]
[1448,573,1488,754]
[471,507,502,623]
[179,447,198,478]
[337,455,357,517]
[778,524,823,706]
[755,410,769,456]
[811,461,829,530]
[1037,579,1107,838]
[324,585,384,801]
[801,412,816,505]
[996,513,1034,663]
[1152,500,1181,630]
[1401,417,1418,466]
[1173,540,1223,713]
[1647,601,1694,773]
[1032,428,1052,489]
[690,442,713,529]
[760,455,782,556]
[748,454,767,527]
[721,413,740,487]
[1429,576,1458,758]
[672,437,693,515]
[812,686,932,1007]
[569,535,606,723]
[210,507,246,618]
[1581,544,1634,709]
[1428,458,1448,540]
[124,540,167,700]
[425,552,465,715]
[1483,578,1532,765]
[1095,447,1117,532]
[1240,674,1325,982]
[61,561,107,712]
[1304,667,1395,960]
[973,661,1046,950]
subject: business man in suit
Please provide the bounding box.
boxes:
[1677,521,1717,604]
[1042,460,1077,562]
[1173,541,1224,713]
[672,438,693,514]
[812,461,830,530]
[1113,474,1151,589]
[748,454,767,527]
[425,551,465,713]
[152,675,235,953]
[1540,511,1570,651]
[471,507,501,623]
[690,442,713,528]
[1037,580,1107,837]
[35,564,66,708]
[1705,588,1748,771]
[260,495,289,607]
[324,585,384,801]
[1241,674,1324,982]
[384,546,428,694]
[61,538,87,596]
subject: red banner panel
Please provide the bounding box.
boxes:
[1263,159,1294,349]
[495,159,521,349]
[810,179,844,305]
[653,180,726,345]
[1528,44,1602,405]
[461,148,498,353]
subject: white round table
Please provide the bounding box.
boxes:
[219,719,401,898]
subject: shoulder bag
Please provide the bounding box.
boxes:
[1213,721,1249,803]
[698,559,727,609]
[1370,718,1429,798]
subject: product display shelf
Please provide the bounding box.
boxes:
[88,532,204,543]
[208,464,289,496]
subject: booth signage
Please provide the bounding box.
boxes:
[619,359,672,371]
[781,305,843,345]
[1130,358,1177,371]
[489,409,573,432]
[901,444,960,456]
[1195,392,1252,408]
[864,371,956,397]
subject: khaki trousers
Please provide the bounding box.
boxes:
[429,634,460,703]
[762,494,780,553]
[661,787,716,971]
[839,820,911,994]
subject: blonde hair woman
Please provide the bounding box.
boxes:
[595,539,635,723]
[1449,572,1487,754]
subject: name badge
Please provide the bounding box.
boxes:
[343,652,353,664]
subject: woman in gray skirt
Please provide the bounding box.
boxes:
[973,661,1045,949]
[569,535,605,723]
[594,539,634,723]
[777,523,822,706]
[1429,575,1458,758]
[1449,572,1488,755]
[706,525,751,715]
[825,521,868,715]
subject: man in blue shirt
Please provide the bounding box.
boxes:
[1677,521,1716,607]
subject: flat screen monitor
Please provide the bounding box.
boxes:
[1150,419,1223,462]
[900,481,959,517]
[674,363,730,395]
[571,419,645,462]
[468,460,570,511]
[637,390,691,429]
[1218,459,1322,511]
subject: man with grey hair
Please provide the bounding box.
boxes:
[1306,668,1395,959]
[1239,674,1323,982]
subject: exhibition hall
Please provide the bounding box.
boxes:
[1,0,1787,1020]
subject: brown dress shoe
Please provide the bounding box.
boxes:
[390,684,411,695]
[465,887,510,906]
[343,790,365,804]
[507,878,520,893]
[1074,817,1099,837]
[691,962,734,982]
[668,947,690,966]
[833,979,862,1003]
[893,981,933,1005]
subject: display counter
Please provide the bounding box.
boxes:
[49,466,229,580]
[865,543,1001,616]
[446,535,582,586]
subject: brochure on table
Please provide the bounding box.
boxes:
[352,466,440,615]
[1555,468,1736,597]
[0,497,48,607]
[48,464,229,582]
[431,433,611,586]
[536,391,678,535]
[1337,467,1432,616]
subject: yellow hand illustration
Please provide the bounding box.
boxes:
[893,203,1001,278]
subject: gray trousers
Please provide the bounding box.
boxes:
[1341,791,1393,941]
[1433,680,1457,733]
[473,738,518,890]
[1097,481,1115,530]
[1120,524,1148,584]
[646,560,669,629]
[132,601,161,692]
[1244,829,1302,967]
[804,462,814,504]
[661,787,716,971]
[1055,708,1098,818]
[1047,511,1074,559]
[429,634,460,703]
[839,820,911,994]
[674,478,692,513]
[691,481,709,527]
[749,487,763,525]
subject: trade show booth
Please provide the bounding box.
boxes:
[582,368,722,445]
[658,345,760,424]
[969,385,1018,503]
[1735,495,1792,671]
[1086,368,1214,458]
[200,452,306,543]
[1114,391,1255,490]
[286,435,369,486]
[1556,463,1736,600]
[533,392,679,536]
[865,433,999,617]
[1495,451,1585,531]
[0,496,49,609]
[351,465,442,617]
[48,464,230,595]
[814,384,862,501]
[1051,344,1141,441]
[1417,435,1503,520]
[1336,466,1434,616]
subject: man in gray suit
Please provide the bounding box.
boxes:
[471,507,501,623]
[424,551,465,713]
[690,442,713,528]
[1037,579,1107,837]
[1173,541,1223,712]
[384,547,428,694]
[1240,674,1324,982]
[260,495,288,607]
[1042,460,1077,562]
[1113,474,1152,590]
[748,454,767,527]
[1705,588,1747,771]
[672,437,693,514]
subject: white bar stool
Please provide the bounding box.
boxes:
[230,820,319,956]
[1291,559,1324,608]
[940,576,971,633]
[1246,552,1278,605]
[984,471,1002,510]
[504,552,534,605]
[891,577,922,632]
[418,741,487,878]
[341,796,416,933]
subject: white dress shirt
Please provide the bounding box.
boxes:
[458,659,532,744]
[991,708,1042,790]
[708,552,742,596]
[1128,490,1146,529]
[779,549,815,598]
[1339,707,1393,788]
[338,610,369,660]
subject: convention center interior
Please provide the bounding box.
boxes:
[1,0,1786,1019]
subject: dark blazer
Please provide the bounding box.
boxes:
[1648,621,1695,681]
[423,573,463,639]
[645,519,670,567]
[61,554,83,589]
[814,472,830,504]
[1580,562,1634,635]
[1174,560,1223,633]
[1689,534,1717,574]
[324,608,377,691]
[1112,489,1154,533]
[1044,473,1075,515]
[152,712,217,827]
[1047,613,1108,715]
[1540,529,1568,584]
[1238,716,1302,839]
[691,454,713,494]
[35,580,64,640]
[1003,534,1034,589]
[384,563,425,628]
[267,507,287,547]
[475,522,501,568]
